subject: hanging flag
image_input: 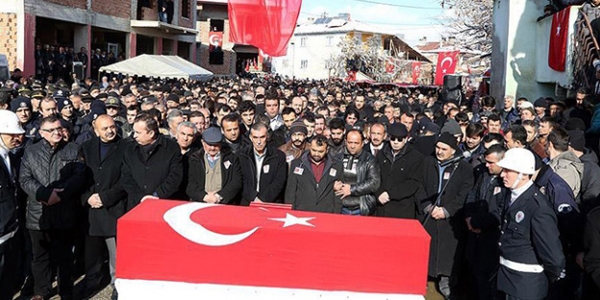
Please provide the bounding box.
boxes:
[412,62,422,85]
[115,200,431,299]
[548,7,571,72]
[228,0,302,57]
[385,59,395,74]
[434,51,460,85]
[208,31,223,52]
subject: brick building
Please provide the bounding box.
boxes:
[197,0,261,77]
[1,0,197,79]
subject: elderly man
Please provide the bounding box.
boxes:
[20,115,86,300]
[186,127,242,204]
[79,115,126,300]
[121,113,183,210]
[420,132,474,299]
[0,111,24,300]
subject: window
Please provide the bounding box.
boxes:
[326,36,333,46]
[300,37,307,47]
[182,0,190,18]
[282,59,289,68]
[210,19,225,32]
[209,51,224,65]
[300,60,308,69]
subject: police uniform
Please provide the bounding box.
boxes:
[498,182,565,300]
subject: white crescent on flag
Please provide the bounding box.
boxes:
[441,56,453,73]
[163,202,259,247]
[209,34,221,47]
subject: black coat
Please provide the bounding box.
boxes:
[584,206,600,291]
[238,146,287,205]
[375,144,424,219]
[80,137,127,236]
[285,153,343,213]
[0,151,18,236]
[120,135,183,210]
[420,156,474,277]
[19,140,86,230]
[497,184,565,299]
[186,149,242,204]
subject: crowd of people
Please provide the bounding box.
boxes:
[0,74,599,300]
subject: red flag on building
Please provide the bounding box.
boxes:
[548,7,570,71]
[208,31,223,52]
[412,62,422,84]
[385,59,395,74]
[434,51,459,85]
[228,0,302,57]
[116,200,431,299]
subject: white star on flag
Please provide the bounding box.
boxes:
[269,213,315,228]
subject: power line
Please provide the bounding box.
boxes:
[339,0,442,10]
[299,12,443,28]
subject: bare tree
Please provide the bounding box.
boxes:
[438,0,494,53]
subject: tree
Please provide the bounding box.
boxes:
[438,0,494,53]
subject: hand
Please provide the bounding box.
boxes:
[378,192,390,204]
[334,181,343,191]
[431,206,446,220]
[87,193,103,209]
[46,188,64,206]
[335,183,351,199]
[253,197,263,203]
[203,192,218,204]
[141,195,158,203]
[576,252,584,269]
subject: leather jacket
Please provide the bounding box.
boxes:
[342,148,381,215]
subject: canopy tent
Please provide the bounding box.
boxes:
[99,54,214,81]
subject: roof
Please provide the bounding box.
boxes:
[294,19,398,36]
[415,42,442,52]
[99,55,214,81]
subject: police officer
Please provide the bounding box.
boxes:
[496,148,565,300]
[464,144,508,300]
[0,111,25,300]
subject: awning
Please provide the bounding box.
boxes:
[232,44,259,54]
[99,54,213,81]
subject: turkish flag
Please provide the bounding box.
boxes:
[434,51,459,85]
[385,59,395,74]
[548,7,570,71]
[208,31,223,52]
[412,62,422,84]
[228,0,302,57]
[116,200,430,299]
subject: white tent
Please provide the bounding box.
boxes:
[99,54,214,81]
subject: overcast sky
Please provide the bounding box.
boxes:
[298,0,451,46]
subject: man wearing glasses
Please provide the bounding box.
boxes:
[20,115,86,300]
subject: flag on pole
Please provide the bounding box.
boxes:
[548,7,570,72]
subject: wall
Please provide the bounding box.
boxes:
[92,0,131,19]
[45,0,86,9]
[272,33,345,79]
[0,13,18,72]
[491,0,554,103]
[196,10,235,75]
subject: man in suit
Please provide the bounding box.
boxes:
[79,115,126,300]
[0,111,24,300]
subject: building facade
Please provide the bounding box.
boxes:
[1,0,197,79]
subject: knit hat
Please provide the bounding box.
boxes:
[289,120,308,136]
[388,123,408,138]
[568,130,586,152]
[436,132,459,150]
[57,99,73,111]
[10,96,32,112]
[565,118,586,131]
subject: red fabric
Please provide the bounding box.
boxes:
[228,0,302,57]
[411,62,422,84]
[549,7,570,72]
[310,160,326,183]
[209,32,223,52]
[385,59,395,74]
[434,51,459,85]
[117,200,430,295]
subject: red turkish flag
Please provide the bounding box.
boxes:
[116,200,430,299]
[412,62,422,84]
[228,0,302,57]
[208,31,223,52]
[548,7,570,71]
[434,51,459,85]
[385,59,395,74]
